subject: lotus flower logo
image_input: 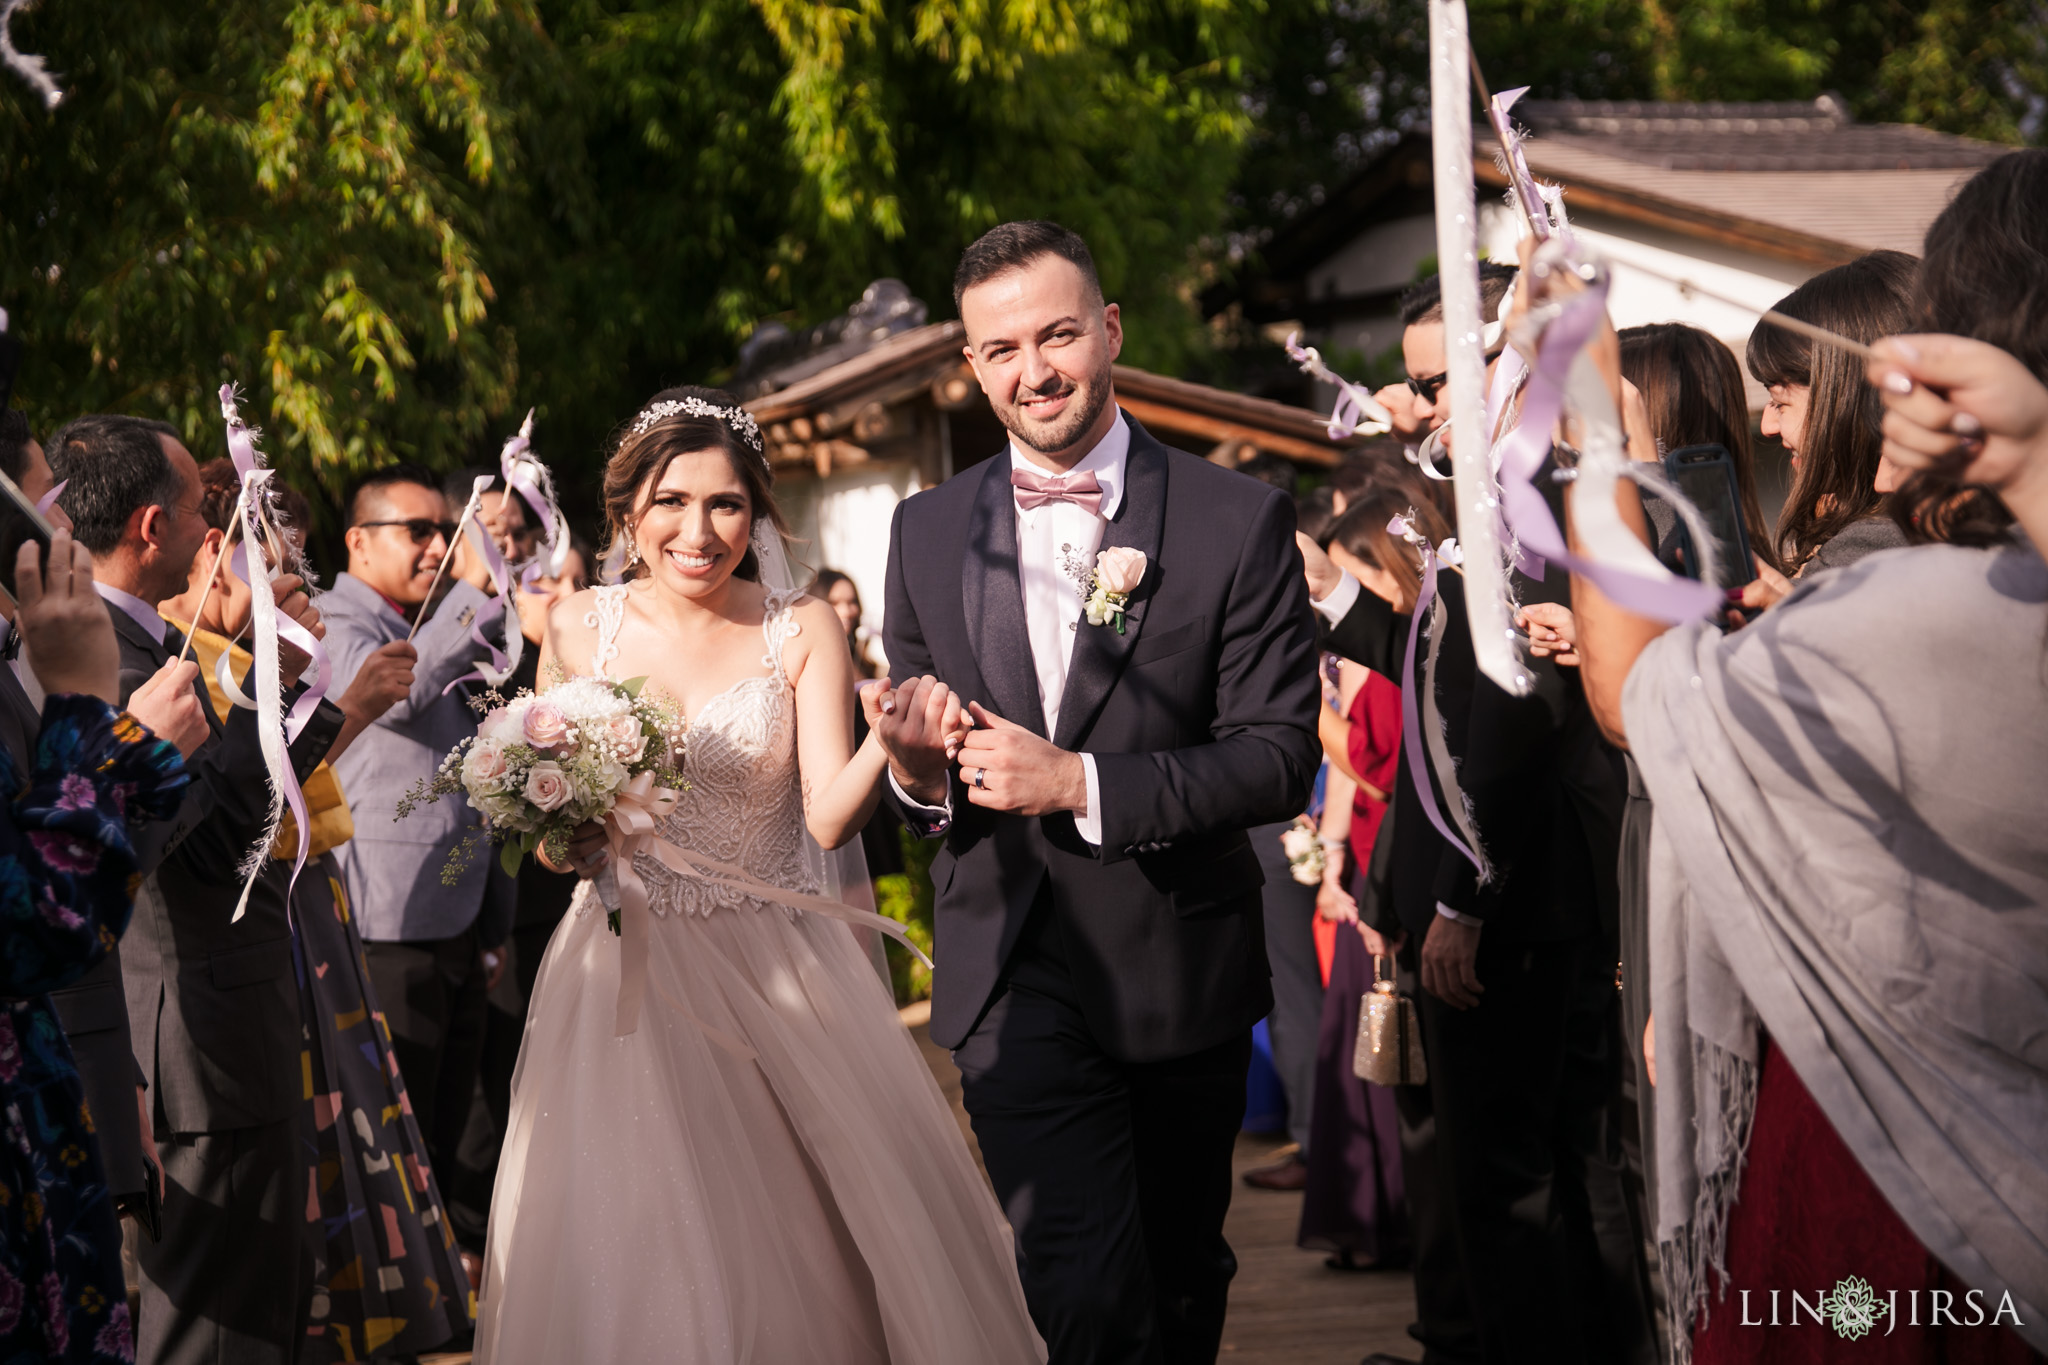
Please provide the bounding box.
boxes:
[1819,1276,1889,1340]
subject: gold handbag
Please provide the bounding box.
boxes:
[1353,954,1427,1086]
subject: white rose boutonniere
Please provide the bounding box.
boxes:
[1084,547,1147,634]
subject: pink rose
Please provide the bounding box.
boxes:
[522,700,572,751]
[1095,547,1147,595]
[464,738,510,786]
[480,705,516,741]
[604,712,648,764]
[524,761,573,813]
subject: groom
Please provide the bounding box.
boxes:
[875,221,1321,1363]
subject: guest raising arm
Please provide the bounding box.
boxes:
[1556,149,2048,1358]
[0,530,190,1365]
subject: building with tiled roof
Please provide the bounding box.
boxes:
[1214,96,2010,412]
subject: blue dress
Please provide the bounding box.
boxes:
[0,695,188,1365]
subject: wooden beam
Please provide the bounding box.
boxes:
[1113,365,1344,449]
[1117,397,1338,466]
[1475,162,1858,268]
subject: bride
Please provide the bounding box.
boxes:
[473,388,1044,1363]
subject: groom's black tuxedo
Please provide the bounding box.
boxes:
[883,415,1320,1364]
[884,417,1320,1056]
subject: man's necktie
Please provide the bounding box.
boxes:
[1010,466,1104,515]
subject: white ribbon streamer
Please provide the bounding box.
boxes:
[0,0,61,109]
[1429,0,1532,698]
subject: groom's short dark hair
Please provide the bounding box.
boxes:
[953,221,1102,312]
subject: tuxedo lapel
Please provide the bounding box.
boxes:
[960,456,1047,738]
[108,602,171,667]
[1053,421,1166,751]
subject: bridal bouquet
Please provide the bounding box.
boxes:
[401,675,687,927]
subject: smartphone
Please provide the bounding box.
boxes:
[1659,444,1756,592]
[0,467,55,604]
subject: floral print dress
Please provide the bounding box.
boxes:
[0,694,188,1365]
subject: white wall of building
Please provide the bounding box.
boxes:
[774,459,923,646]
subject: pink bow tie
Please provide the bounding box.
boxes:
[1010,466,1103,515]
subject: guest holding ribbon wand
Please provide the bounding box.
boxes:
[1551,147,2048,1361]
[321,462,517,1292]
[158,459,466,1362]
[0,523,195,1365]
[46,413,345,1365]
[1293,263,1641,1364]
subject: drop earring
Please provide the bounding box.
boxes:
[622,527,641,571]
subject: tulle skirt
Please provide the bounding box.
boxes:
[473,885,1044,1365]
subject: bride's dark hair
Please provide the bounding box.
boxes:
[605,385,788,582]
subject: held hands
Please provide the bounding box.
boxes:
[957,702,1087,818]
[126,660,208,757]
[869,675,969,806]
[17,531,119,704]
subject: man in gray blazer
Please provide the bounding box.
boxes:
[47,414,343,1365]
[322,464,514,1255]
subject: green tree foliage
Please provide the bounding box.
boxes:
[1,0,1265,509]
[0,1,524,481]
[3,1,2038,513]
[1223,0,2044,256]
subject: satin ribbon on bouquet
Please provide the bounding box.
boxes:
[594,772,934,1045]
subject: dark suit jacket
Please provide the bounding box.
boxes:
[883,417,1323,1063]
[1323,566,1624,946]
[107,603,346,1134]
[0,647,152,1194]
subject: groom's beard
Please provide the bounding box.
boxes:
[997,363,1113,456]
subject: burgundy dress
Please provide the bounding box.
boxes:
[1297,671,1408,1261]
[1692,1041,2043,1365]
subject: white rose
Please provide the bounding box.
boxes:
[463,738,510,789]
[524,761,573,813]
[1095,547,1147,595]
[604,712,648,765]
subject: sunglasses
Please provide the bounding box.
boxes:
[361,518,459,545]
[1405,349,1505,403]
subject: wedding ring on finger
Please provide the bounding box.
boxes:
[972,766,988,790]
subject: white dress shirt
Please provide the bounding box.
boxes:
[892,415,1131,846]
[94,581,168,647]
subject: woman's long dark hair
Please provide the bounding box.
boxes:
[1895,149,2048,547]
[1746,250,1917,569]
[1620,323,1785,576]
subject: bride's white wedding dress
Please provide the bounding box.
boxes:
[474,584,1043,1363]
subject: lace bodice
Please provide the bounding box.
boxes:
[580,583,819,919]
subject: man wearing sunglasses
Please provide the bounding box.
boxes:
[1370,260,1521,460]
[321,463,515,1296]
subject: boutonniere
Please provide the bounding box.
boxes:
[1084,548,1147,634]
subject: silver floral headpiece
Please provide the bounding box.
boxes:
[630,397,765,455]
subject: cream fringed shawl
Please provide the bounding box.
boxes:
[1622,540,2048,1360]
